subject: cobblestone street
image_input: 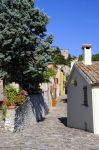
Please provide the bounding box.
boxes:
[0,99,99,150]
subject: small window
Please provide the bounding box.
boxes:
[83,86,88,106]
[74,80,77,86]
[54,78,58,84]
[71,79,77,86]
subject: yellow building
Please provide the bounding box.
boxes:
[56,65,66,96]
[47,63,70,97]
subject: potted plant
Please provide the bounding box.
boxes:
[52,97,57,107]
[2,83,28,120]
[4,84,18,108]
[50,85,57,107]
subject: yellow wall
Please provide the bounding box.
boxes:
[56,67,66,96]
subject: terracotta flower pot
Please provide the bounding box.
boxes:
[52,98,57,107]
[8,105,16,109]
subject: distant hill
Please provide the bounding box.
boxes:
[92,53,99,61]
[78,53,99,61]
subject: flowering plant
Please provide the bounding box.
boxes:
[2,84,28,120]
[3,84,28,107]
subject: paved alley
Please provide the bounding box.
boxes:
[0,99,99,150]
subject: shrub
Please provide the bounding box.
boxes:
[2,84,28,121]
[3,84,28,107]
[5,85,18,100]
[14,94,27,106]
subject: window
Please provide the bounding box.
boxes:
[83,86,88,106]
[71,79,77,86]
[74,80,77,87]
[54,78,58,84]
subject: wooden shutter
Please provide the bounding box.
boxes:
[83,86,88,106]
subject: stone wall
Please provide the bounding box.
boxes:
[0,80,3,101]
[5,93,49,132]
[40,83,51,110]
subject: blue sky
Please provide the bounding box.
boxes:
[35,0,99,56]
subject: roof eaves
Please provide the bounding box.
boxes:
[75,64,93,85]
[92,83,99,86]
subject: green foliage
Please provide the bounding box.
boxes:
[52,48,76,66]
[2,84,27,120]
[53,54,66,65]
[51,47,67,65]
[65,54,76,66]
[14,94,27,106]
[5,84,18,104]
[0,0,58,90]
[4,84,27,106]
[78,55,83,61]
[42,68,55,82]
[78,53,99,61]
[92,53,99,61]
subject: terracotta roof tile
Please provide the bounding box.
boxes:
[75,62,99,85]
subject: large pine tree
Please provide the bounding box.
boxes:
[0,0,58,89]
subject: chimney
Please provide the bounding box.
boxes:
[82,44,92,65]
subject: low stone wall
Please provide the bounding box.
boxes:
[5,93,49,132]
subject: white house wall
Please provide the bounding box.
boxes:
[67,68,93,132]
[92,86,99,134]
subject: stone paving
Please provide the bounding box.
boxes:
[0,98,99,149]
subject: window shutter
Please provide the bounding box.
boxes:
[83,86,88,106]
